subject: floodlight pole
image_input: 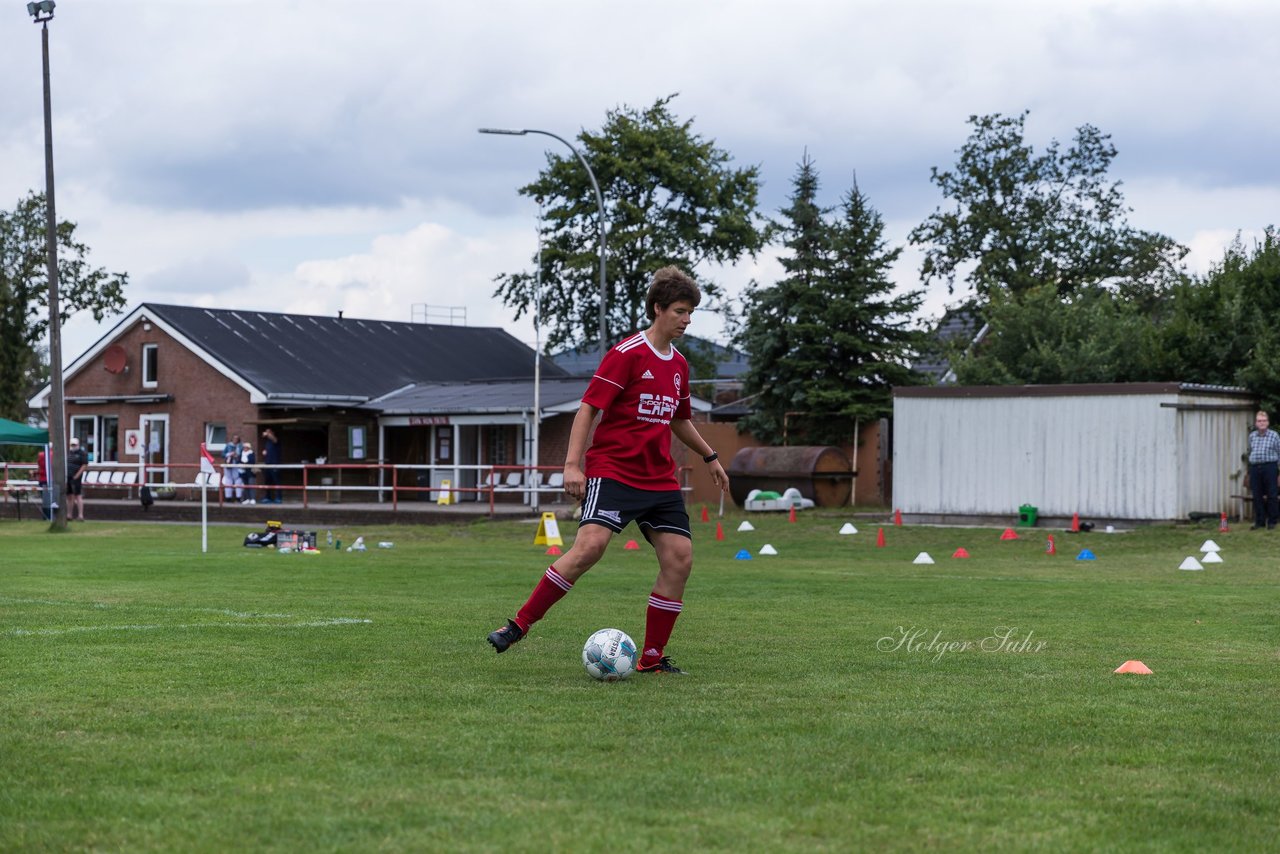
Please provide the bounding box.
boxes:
[478,127,608,361]
[31,1,67,530]
[528,200,546,512]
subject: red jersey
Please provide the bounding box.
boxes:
[582,332,693,490]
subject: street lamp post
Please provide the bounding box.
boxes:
[28,0,67,530]
[478,127,608,359]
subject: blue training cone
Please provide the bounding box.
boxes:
[1076,549,1097,561]
[735,549,752,560]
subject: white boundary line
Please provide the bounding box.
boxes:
[0,595,371,636]
[10,618,371,637]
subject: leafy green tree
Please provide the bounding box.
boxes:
[947,284,1164,385]
[910,111,1186,304]
[493,95,764,353]
[739,155,925,445]
[1156,228,1280,410]
[0,191,129,420]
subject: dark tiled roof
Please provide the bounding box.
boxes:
[144,304,567,402]
[550,334,748,378]
[365,378,590,415]
[913,309,985,382]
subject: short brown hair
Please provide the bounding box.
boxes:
[645,266,701,321]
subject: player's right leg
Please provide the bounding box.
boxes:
[487,523,613,653]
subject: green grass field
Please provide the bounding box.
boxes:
[1,513,1277,852]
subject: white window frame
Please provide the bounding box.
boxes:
[205,422,227,452]
[142,343,159,388]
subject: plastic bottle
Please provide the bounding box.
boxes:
[326,530,334,546]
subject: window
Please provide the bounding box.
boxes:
[70,415,97,461]
[142,343,158,387]
[486,427,510,466]
[205,422,227,451]
[101,416,119,462]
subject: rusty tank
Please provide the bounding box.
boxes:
[727,446,855,508]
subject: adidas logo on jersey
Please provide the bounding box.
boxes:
[641,370,655,379]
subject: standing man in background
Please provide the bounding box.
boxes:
[223,433,243,503]
[260,428,282,504]
[35,446,50,521]
[65,437,88,522]
[1247,410,1280,529]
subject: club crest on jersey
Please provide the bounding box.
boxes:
[674,373,682,395]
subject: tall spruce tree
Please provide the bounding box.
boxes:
[738,156,924,446]
[818,177,927,421]
[737,153,830,444]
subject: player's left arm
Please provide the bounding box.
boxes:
[671,419,728,492]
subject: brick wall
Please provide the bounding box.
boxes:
[64,318,256,477]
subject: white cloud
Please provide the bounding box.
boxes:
[5,0,1278,367]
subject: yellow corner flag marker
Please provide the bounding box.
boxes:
[534,512,563,546]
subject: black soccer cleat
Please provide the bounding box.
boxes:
[487,619,525,653]
[637,656,687,675]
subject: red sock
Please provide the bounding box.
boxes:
[639,593,683,667]
[514,566,574,632]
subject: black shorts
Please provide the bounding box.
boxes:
[66,478,83,496]
[580,477,691,543]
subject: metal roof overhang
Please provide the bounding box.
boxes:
[260,392,371,405]
[65,394,174,405]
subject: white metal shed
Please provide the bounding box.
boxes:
[892,383,1257,524]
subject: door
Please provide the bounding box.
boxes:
[139,414,169,484]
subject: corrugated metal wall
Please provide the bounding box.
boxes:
[1175,403,1249,518]
[894,387,1253,522]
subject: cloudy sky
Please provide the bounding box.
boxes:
[3,0,1277,362]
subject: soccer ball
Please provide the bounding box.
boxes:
[581,628,637,682]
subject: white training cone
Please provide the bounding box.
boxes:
[1201,551,1223,564]
[737,520,755,532]
[1178,556,1204,571]
[1199,539,1220,553]
[759,544,778,555]
[912,552,935,565]
[839,523,858,535]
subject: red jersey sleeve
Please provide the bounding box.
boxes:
[582,345,631,411]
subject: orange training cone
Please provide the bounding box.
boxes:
[1113,660,1153,675]
[788,505,797,523]
[876,527,886,548]
[1071,513,1080,533]
[1046,534,1056,555]
[1219,512,1229,533]
[545,545,562,556]
[715,521,724,541]
[894,508,903,526]
[623,539,640,550]
[1000,528,1019,541]
[701,505,709,523]
[952,547,970,559]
